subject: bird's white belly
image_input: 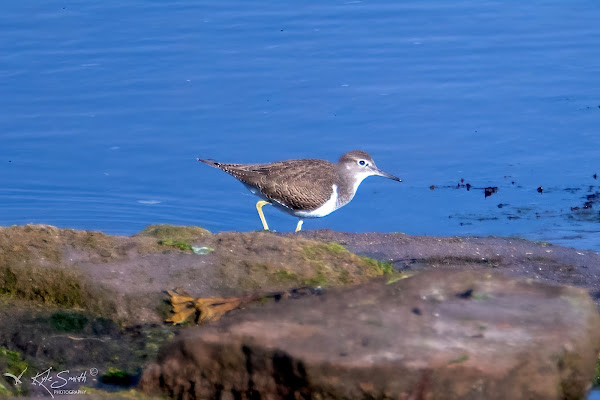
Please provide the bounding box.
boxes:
[293,184,339,218]
[244,182,340,219]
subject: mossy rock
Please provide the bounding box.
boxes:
[100,368,137,386]
[50,311,89,332]
[0,347,27,377]
[302,241,348,259]
[0,263,115,314]
[213,233,397,293]
[272,269,298,283]
[136,225,210,242]
[0,225,127,314]
[300,242,395,284]
[361,256,395,275]
[0,347,28,397]
[0,225,396,325]
[0,382,11,397]
[2,264,84,307]
[157,240,193,251]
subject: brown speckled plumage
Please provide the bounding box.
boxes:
[198,151,401,230]
[198,158,336,211]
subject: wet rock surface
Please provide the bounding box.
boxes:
[140,270,600,400]
[293,230,600,307]
[1,224,600,398]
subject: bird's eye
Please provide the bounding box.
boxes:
[358,160,366,166]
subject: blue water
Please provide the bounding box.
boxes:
[2,1,600,251]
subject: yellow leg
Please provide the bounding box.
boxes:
[256,200,271,230]
[295,219,303,232]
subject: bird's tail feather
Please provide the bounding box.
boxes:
[197,158,220,168]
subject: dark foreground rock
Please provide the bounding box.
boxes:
[140,270,600,400]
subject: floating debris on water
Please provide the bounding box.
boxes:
[455,179,472,191]
[484,187,498,198]
[570,192,599,215]
[429,175,600,228]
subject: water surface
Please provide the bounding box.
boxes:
[1,1,600,251]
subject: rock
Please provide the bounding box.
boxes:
[135,224,211,241]
[292,231,600,306]
[0,225,393,397]
[0,225,388,324]
[3,225,600,398]
[140,270,600,400]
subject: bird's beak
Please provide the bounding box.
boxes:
[371,166,402,182]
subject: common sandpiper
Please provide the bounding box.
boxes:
[198,150,401,232]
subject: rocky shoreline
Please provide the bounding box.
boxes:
[1,224,599,399]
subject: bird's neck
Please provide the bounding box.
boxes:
[335,166,370,206]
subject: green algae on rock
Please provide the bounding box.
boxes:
[157,240,193,251]
[135,224,210,242]
[210,232,394,294]
[361,256,394,275]
[0,225,150,315]
[0,347,28,397]
[50,311,89,332]
[299,241,395,286]
[0,300,176,396]
[0,262,105,311]
[0,347,27,379]
[100,367,137,386]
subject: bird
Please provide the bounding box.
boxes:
[198,150,401,232]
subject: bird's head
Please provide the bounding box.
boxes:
[338,150,402,184]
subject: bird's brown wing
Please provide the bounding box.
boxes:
[199,159,336,210]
